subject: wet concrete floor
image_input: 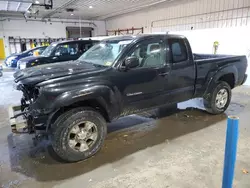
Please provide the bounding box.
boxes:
[0,71,250,188]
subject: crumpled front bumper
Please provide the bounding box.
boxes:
[8,105,28,134]
[9,104,50,134]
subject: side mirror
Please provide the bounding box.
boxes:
[124,56,139,69]
[55,52,61,56]
[52,56,59,60]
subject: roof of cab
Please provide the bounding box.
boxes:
[79,36,115,41]
[76,34,186,44]
[29,46,48,50]
[99,34,185,42]
[50,39,100,46]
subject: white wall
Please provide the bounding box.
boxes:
[171,27,250,85]
[0,19,106,56]
[106,0,250,33]
[172,27,250,55]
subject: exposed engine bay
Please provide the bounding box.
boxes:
[11,84,43,134]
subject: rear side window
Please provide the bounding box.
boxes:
[78,42,93,54]
[169,39,188,63]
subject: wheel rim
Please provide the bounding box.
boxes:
[68,121,98,152]
[215,88,228,109]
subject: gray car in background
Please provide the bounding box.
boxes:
[0,65,3,77]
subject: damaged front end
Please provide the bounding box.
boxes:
[9,84,46,134]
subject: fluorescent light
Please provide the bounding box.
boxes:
[35,1,40,4]
[89,6,93,9]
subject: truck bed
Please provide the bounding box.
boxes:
[193,53,236,60]
[193,53,248,97]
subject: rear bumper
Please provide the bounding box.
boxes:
[241,74,247,85]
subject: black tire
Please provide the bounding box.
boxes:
[51,107,107,162]
[203,81,232,115]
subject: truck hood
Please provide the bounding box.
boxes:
[14,60,107,85]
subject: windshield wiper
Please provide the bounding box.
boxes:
[92,64,106,68]
[80,60,106,68]
[80,60,94,65]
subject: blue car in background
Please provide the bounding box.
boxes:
[4,46,47,68]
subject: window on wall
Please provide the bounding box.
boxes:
[169,39,188,63]
[126,40,166,68]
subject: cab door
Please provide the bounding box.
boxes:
[116,37,170,113]
[165,38,196,103]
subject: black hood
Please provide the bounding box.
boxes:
[14,60,108,85]
[19,55,46,63]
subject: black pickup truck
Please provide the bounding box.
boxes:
[11,34,247,162]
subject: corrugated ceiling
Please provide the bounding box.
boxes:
[0,1,32,12]
[0,0,174,20]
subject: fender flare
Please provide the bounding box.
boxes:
[204,65,238,97]
[49,85,119,121]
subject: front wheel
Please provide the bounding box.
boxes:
[203,81,232,115]
[51,107,107,162]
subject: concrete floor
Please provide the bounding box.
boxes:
[0,70,250,188]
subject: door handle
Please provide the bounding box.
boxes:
[159,72,168,76]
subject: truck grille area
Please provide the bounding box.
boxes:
[18,85,30,101]
[17,85,39,101]
[17,85,41,113]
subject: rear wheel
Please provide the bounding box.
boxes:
[51,107,107,162]
[203,81,231,114]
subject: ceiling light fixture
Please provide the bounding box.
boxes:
[89,6,93,9]
[35,0,40,4]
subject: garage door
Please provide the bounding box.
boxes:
[66,27,92,38]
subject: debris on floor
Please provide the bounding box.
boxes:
[242,169,249,174]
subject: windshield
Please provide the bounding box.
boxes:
[42,43,57,57]
[21,49,32,54]
[79,40,132,66]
